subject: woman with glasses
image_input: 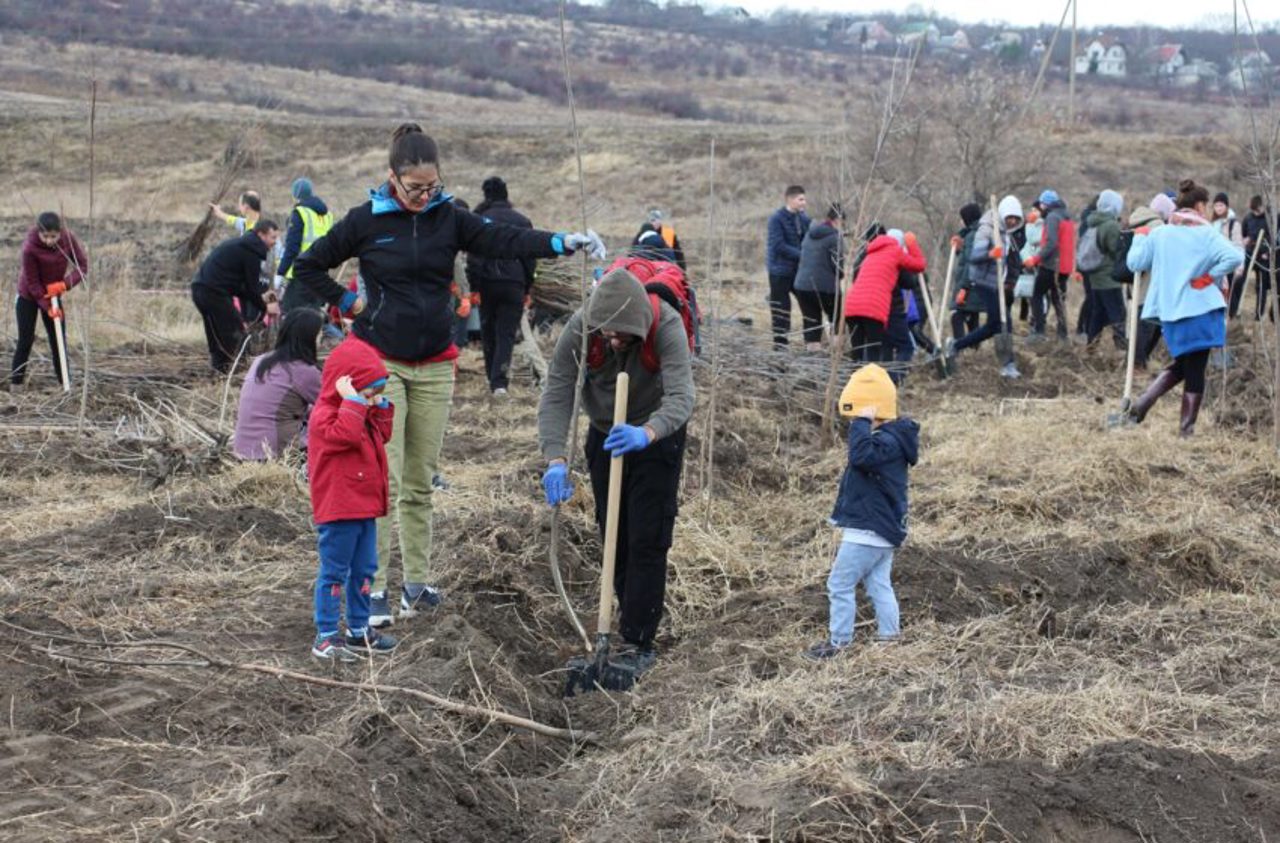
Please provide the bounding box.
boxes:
[293,122,603,628]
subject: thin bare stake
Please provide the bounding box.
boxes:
[77,79,98,432]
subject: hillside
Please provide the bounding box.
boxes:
[0,2,1278,842]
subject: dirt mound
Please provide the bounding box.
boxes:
[880,740,1280,842]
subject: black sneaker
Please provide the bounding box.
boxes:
[312,633,358,662]
[614,642,657,675]
[368,592,394,629]
[346,629,399,655]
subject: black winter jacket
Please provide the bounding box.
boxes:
[294,187,560,362]
[192,232,270,312]
[794,221,844,295]
[467,200,538,293]
[1242,210,1272,270]
[830,417,919,547]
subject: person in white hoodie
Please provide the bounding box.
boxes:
[1126,180,1244,435]
[946,195,1024,379]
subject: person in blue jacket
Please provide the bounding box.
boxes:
[805,364,919,660]
[1126,178,1245,435]
[765,185,811,349]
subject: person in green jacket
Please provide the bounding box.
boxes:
[1084,190,1126,348]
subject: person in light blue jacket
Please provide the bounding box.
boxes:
[1126,179,1244,435]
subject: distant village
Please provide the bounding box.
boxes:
[712,5,1276,93]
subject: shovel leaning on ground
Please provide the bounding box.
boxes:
[49,294,71,393]
[989,195,1019,377]
[1107,271,1147,428]
[564,372,641,697]
[916,269,951,379]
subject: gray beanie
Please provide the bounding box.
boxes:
[585,270,653,338]
[1097,189,1124,218]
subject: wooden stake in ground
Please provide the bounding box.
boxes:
[1068,0,1078,125]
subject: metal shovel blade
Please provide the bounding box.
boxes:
[1105,398,1134,430]
[994,332,1015,364]
[563,635,640,697]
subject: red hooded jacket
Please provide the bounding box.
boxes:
[308,335,394,524]
[18,227,87,312]
[843,235,927,326]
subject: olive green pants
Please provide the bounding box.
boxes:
[374,359,454,593]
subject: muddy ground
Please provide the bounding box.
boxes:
[1,311,1278,842]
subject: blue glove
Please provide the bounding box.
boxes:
[339,290,358,313]
[542,462,574,507]
[603,424,651,456]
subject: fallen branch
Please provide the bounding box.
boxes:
[2,618,599,745]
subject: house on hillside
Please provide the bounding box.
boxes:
[938,29,971,52]
[845,20,893,51]
[898,21,940,47]
[715,6,751,22]
[1075,36,1127,78]
[1173,59,1220,90]
[1147,44,1187,79]
[1226,48,1273,92]
[984,31,1022,52]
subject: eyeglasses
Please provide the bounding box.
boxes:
[394,173,445,200]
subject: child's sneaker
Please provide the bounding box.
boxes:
[369,592,394,629]
[400,584,442,618]
[802,639,850,661]
[346,629,399,655]
[312,633,358,662]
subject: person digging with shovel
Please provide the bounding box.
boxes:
[538,267,695,687]
[945,196,1024,379]
[11,212,86,390]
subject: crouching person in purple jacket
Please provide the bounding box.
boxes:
[233,308,324,460]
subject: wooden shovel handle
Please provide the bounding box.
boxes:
[597,372,630,633]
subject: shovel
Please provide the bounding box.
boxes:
[989,196,1018,376]
[564,372,641,696]
[915,270,951,379]
[1107,271,1147,428]
[49,295,71,393]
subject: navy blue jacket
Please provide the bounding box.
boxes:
[766,207,810,277]
[830,417,920,547]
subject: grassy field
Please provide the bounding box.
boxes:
[1,3,1278,841]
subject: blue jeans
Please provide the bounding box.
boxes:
[315,519,378,637]
[953,285,1011,352]
[827,540,899,645]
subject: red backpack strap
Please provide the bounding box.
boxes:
[638,294,662,373]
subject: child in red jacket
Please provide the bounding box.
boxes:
[307,335,398,660]
[843,230,926,362]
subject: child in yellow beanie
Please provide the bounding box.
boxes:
[806,364,920,660]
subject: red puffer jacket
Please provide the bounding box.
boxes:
[308,335,394,524]
[843,235,927,326]
[18,227,88,312]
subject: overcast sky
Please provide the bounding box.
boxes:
[716,1,1264,30]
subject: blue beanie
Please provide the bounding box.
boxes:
[1038,189,1060,206]
[291,178,313,200]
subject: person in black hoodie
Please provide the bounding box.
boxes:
[294,123,603,628]
[191,220,281,373]
[793,203,846,351]
[468,176,538,395]
[1242,195,1273,320]
[948,203,983,341]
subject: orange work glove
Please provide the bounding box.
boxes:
[469,291,481,306]
[48,305,64,320]
[1026,209,1041,224]
[988,245,1004,260]
[456,297,472,318]
[44,281,68,298]
[903,231,918,249]
[949,235,964,251]
[955,289,968,306]
[1023,255,1041,269]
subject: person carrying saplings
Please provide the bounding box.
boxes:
[805,363,918,661]
[307,334,399,660]
[537,267,696,675]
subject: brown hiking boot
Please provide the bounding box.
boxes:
[1179,392,1203,437]
[1128,368,1181,424]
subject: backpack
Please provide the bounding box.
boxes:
[1075,226,1105,273]
[587,257,698,373]
[1056,218,1077,275]
[1111,229,1136,284]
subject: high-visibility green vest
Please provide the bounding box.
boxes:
[285,205,333,279]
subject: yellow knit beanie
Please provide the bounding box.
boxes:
[839,364,898,420]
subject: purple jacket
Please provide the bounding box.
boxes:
[233,356,322,460]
